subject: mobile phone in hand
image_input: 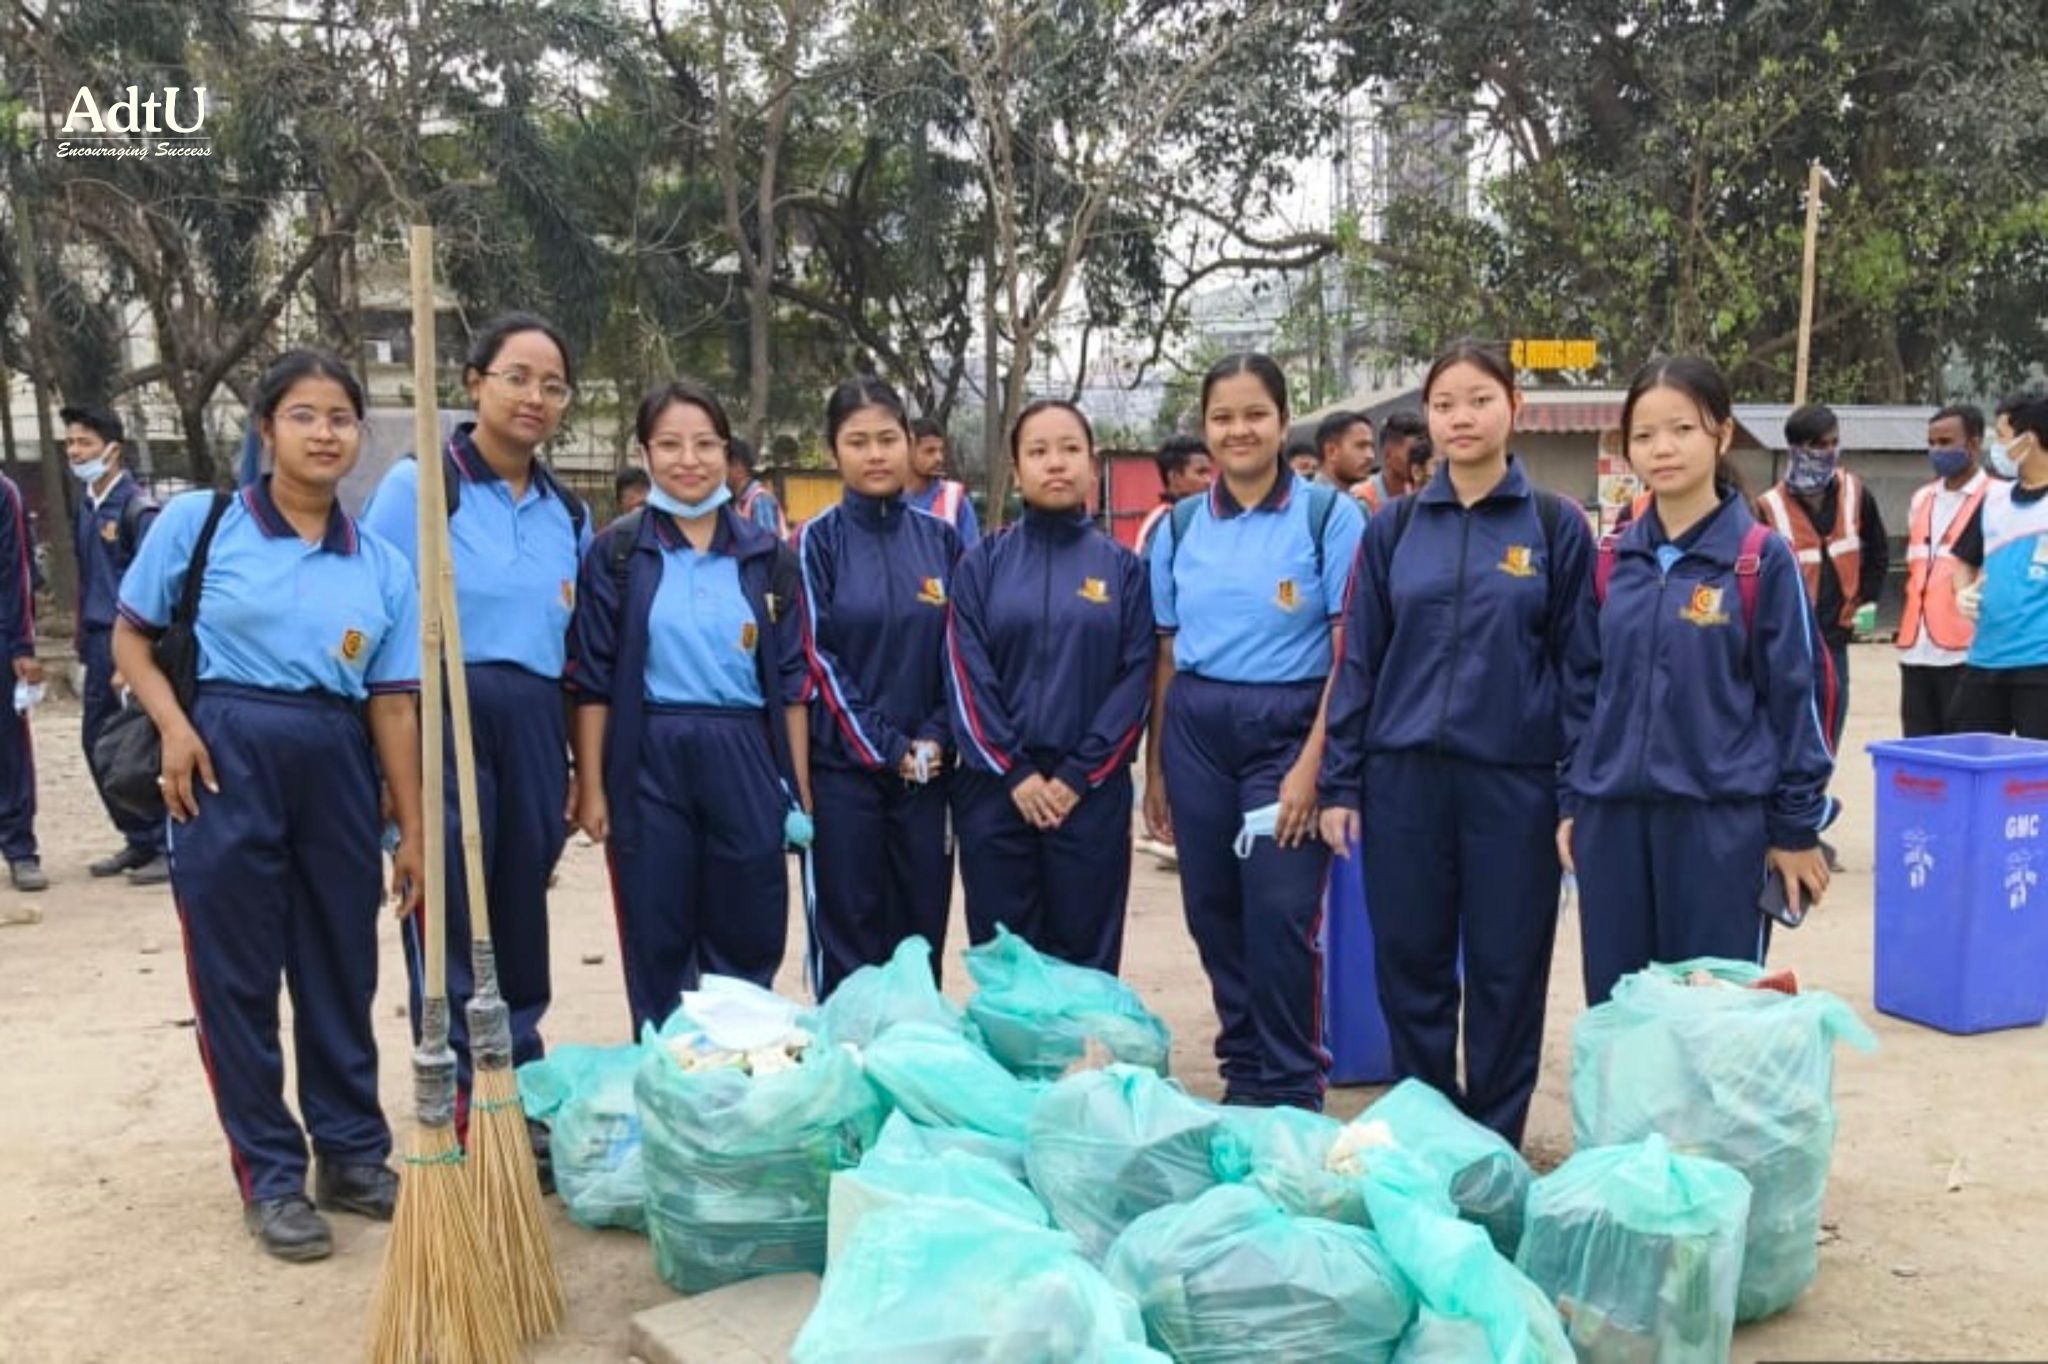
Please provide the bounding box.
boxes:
[1759,866,1807,929]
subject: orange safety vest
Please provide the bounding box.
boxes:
[1896,472,1988,653]
[1758,472,1865,631]
[1356,478,1382,513]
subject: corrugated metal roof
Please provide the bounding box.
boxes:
[1732,403,1939,453]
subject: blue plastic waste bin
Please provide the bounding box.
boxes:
[1868,734,2048,1034]
[1321,836,1396,1083]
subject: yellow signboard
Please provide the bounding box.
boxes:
[1511,338,1598,370]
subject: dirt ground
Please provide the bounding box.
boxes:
[2,644,2044,1363]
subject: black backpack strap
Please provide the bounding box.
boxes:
[118,493,157,560]
[608,507,647,588]
[175,491,233,628]
[1305,482,1338,579]
[1534,488,1564,564]
[766,541,801,625]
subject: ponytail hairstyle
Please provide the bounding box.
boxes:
[825,375,911,450]
[1620,355,1754,510]
[1008,397,1096,463]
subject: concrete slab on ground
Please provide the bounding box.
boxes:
[629,1273,821,1364]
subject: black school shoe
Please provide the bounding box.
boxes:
[89,846,153,877]
[314,1161,399,1220]
[9,859,47,892]
[126,854,171,887]
[244,1195,333,1262]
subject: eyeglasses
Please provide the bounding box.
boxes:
[279,407,360,435]
[647,437,729,461]
[482,368,574,407]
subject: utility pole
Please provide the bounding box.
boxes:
[1793,160,1825,407]
[12,180,79,613]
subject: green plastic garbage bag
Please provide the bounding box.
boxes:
[1104,1183,1416,1363]
[518,1044,646,1231]
[1211,1106,1364,1225]
[1390,1310,1490,1364]
[862,1021,1043,1140]
[792,1202,1170,1363]
[636,1031,887,1293]
[1026,1067,1224,1260]
[1572,957,1876,1323]
[966,926,1171,1079]
[1358,1079,1533,1256]
[815,936,964,1049]
[869,1109,1031,1178]
[1362,1149,1573,1364]
[1514,1135,1752,1364]
[829,1112,1050,1262]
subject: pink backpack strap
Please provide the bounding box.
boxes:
[1733,522,1772,629]
[1593,531,1621,606]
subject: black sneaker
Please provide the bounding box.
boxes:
[125,854,171,887]
[89,846,152,878]
[244,1195,333,1262]
[9,859,47,892]
[313,1161,399,1220]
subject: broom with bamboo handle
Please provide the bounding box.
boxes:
[368,223,520,1364]
[440,557,564,1339]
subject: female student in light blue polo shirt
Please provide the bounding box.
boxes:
[1142,352,1363,1110]
[362,312,592,1119]
[114,350,423,1263]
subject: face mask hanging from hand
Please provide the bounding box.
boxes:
[1233,803,1280,860]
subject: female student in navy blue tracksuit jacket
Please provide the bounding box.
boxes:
[799,377,962,996]
[1319,340,1599,1146]
[1146,353,1365,1111]
[946,400,1154,971]
[568,381,810,1033]
[1564,357,1835,1005]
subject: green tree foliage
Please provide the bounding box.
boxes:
[1342,0,2048,401]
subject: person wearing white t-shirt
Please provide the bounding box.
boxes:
[1896,405,1991,735]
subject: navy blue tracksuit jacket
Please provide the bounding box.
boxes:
[1320,459,1599,1145]
[569,505,805,1032]
[1567,492,1837,1004]
[0,474,37,864]
[945,507,1153,970]
[797,492,961,994]
[77,476,162,855]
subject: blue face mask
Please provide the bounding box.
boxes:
[1988,440,2017,479]
[1233,803,1280,859]
[70,456,109,484]
[1928,447,1972,480]
[1785,445,1839,494]
[646,481,733,519]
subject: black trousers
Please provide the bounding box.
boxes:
[1950,667,2048,740]
[1899,664,1967,738]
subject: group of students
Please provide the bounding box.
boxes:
[60,306,2044,1264]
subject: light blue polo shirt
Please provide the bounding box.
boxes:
[361,427,592,680]
[1150,470,1364,684]
[118,481,420,700]
[645,513,765,708]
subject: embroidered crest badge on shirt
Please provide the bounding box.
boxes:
[916,576,947,607]
[1273,578,1300,612]
[1680,585,1730,628]
[340,628,368,663]
[1077,577,1110,605]
[1498,545,1536,578]
[739,621,759,653]
[559,578,575,610]
[99,520,119,543]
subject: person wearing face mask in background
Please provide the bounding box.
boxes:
[1985,391,2033,481]
[568,381,810,1032]
[1948,394,2048,739]
[801,378,963,995]
[947,400,1153,972]
[61,404,166,886]
[1757,404,1886,869]
[1896,405,1991,736]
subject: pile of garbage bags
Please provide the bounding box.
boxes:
[1573,957,1877,1321]
[515,939,1871,1361]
